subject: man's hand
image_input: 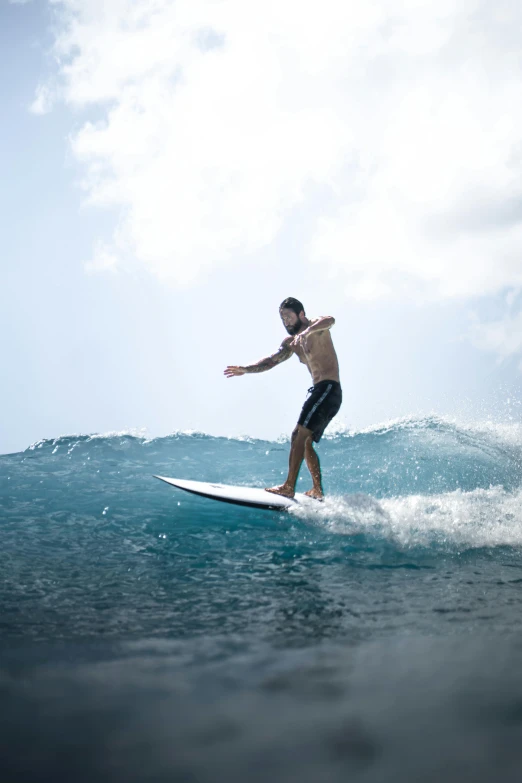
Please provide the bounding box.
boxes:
[292,329,311,349]
[224,366,247,378]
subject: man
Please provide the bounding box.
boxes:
[224,297,342,500]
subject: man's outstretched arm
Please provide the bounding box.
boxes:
[224,338,293,378]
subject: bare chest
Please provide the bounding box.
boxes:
[294,330,332,365]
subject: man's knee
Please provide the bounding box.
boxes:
[293,424,313,443]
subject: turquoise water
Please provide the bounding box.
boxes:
[2,416,522,781]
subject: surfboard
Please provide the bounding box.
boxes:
[154,475,310,511]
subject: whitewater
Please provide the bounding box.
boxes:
[2,415,522,782]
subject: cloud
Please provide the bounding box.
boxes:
[84,241,119,275]
[36,0,522,302]
[29,84,54,115]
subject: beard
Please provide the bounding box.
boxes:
[285,317,304,336]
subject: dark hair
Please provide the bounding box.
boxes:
[279,297,305,316]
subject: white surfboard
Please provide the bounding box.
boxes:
[154,475,310,511]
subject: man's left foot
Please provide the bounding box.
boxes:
[304,488,324,500]
[265,484,295,499]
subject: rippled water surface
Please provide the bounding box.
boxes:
[2,417,522,781]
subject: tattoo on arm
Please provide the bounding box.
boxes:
[245,340,293,373]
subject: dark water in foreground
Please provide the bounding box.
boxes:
[2,417,522,781]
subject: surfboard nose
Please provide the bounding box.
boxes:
[153,475,301,510]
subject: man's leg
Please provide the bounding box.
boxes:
[266,424,312,498]
[304,438,324,499]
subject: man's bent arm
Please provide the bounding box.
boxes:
[244,338,293,374]
[307,316,335,334]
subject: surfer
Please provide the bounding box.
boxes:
[224,297,342,500]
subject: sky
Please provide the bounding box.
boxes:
[2,0,522,455]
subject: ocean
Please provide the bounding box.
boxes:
[2,416,522,782]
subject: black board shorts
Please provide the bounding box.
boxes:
[298,380,342,442]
